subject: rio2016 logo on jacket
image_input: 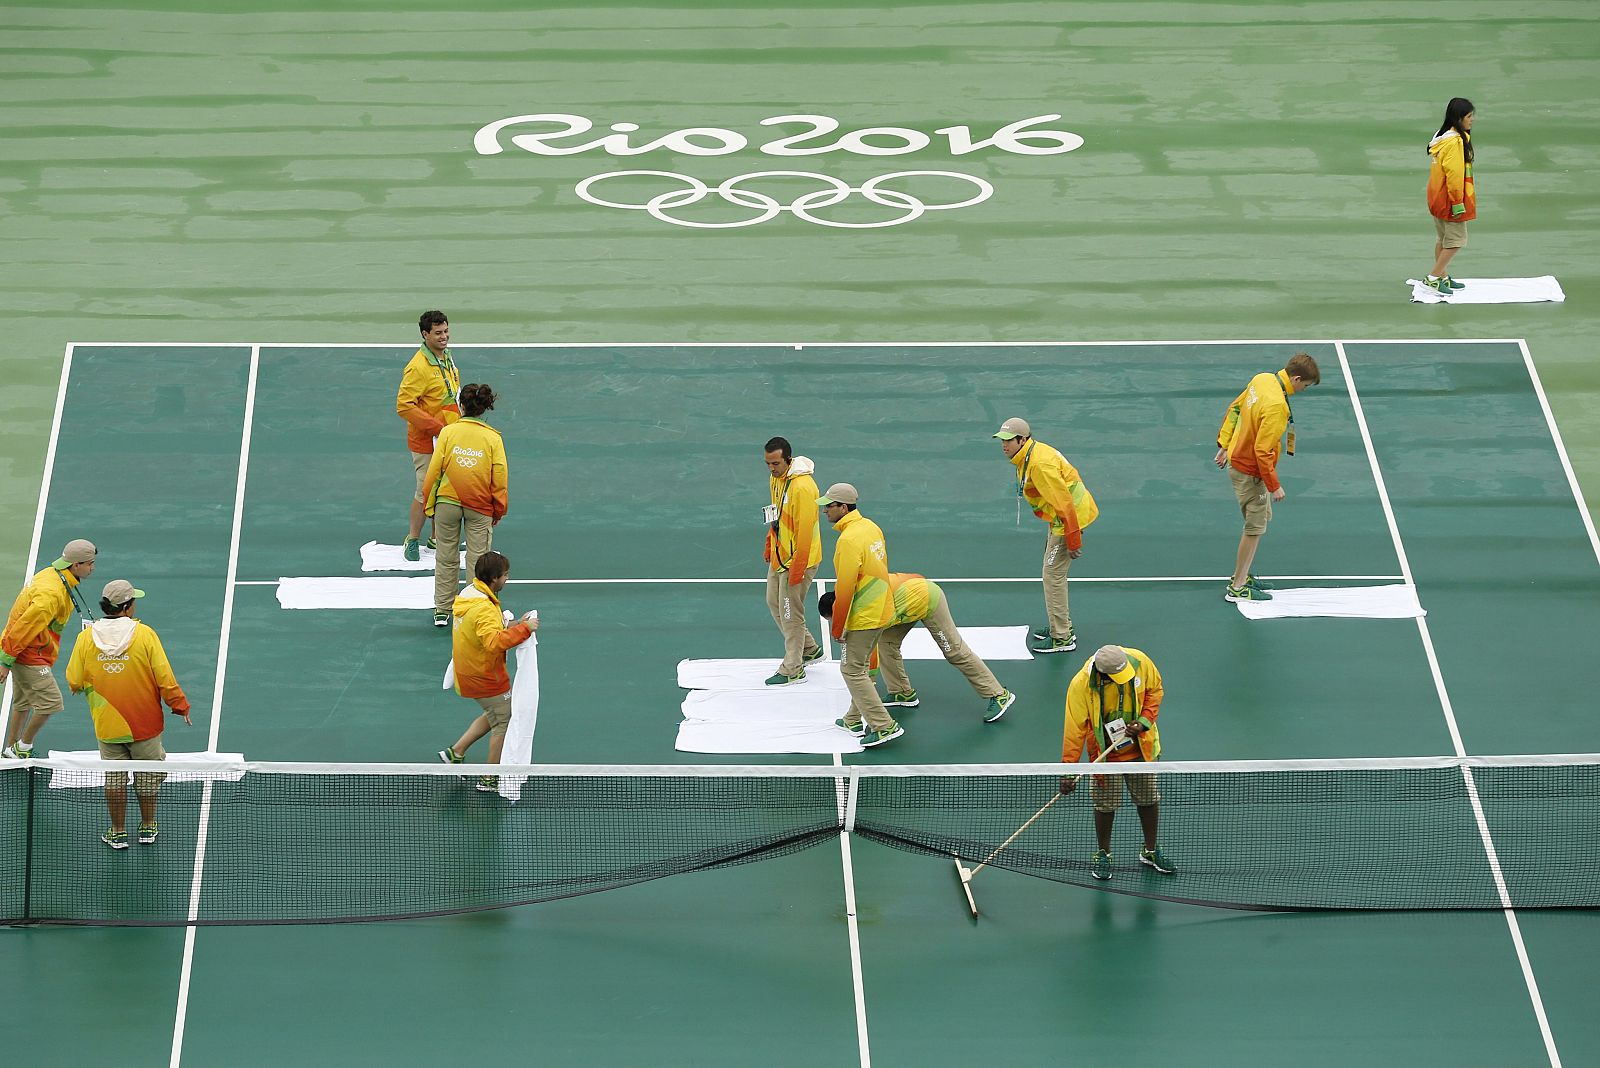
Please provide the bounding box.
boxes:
[474,113,1085,229]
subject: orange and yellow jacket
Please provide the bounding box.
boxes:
[1217,370,1297,494]
[1061,647,1163,764]
[1426,129,1475,222]
[66,618,189,743]
[425,417,509,521]
[396,346,462,454]
[1,565,80,668]
[829,510,893,640]
[886,572,941,626]
[764,456,822,584]
[451,580,533,700]
[1011,440,1098,552]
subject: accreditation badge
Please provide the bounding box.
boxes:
[762,503,779,525]
[1285,430,1296,456]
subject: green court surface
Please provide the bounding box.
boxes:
[4,340,1599,1066]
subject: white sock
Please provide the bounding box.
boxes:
[1427,275,1441,281]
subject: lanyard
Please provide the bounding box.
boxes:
[426,348,459,405]
[771,476,794,568]
[1014,442,1036,526]
[57,568,95,623]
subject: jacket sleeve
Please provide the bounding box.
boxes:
[1253,405,1290,493]
[1440,138,1467,214]
[421,434,448,517]
[0,588,55,667]
[489,437,509,521]
[65,631,89,693]
[1217,387,1247,449]
[473,608,532,653]
[1137,662,1163,730]
[787,482,818,584]
[397,364,445,436]
[1061,675,1094,763]
[146,632,190,714]
[830,543,857,642]
[1031,461,1084,551]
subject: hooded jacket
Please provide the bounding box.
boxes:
[1426,129,1476,222]
[1,565,80,667]
[764,455,822,582]
[450,580,533,699]
[65,617,189,743]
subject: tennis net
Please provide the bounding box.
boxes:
[2,753,1597,924]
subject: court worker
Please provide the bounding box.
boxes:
[820,573,1015,723]
[424,383,509,628]
[397,309,462,561]
[1059,644,1174,881]
[993,418,1097,654]
[1214,353,1320,603]
[818,483,902,748]
[2,538,98,759]
[762,436,824,685]
[64,579,191,849]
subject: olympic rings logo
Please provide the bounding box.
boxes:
[101,662,126,674]
[455,457,479,468]
[574,170,993,229]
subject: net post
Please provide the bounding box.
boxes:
[842,767,860,834]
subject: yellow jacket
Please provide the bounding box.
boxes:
[450,580,533,699]
[1010,440,1098,551]
[396,347,461,453]
[830,511,893,639]
[1061,647,1163,763]
[66,618,189,743]
[1217,370,1296,493]
[764,457,822,583]
[886,573,941,626]
[1,565,79,667]
[425,417,509,521]
[1426,130,1475,222]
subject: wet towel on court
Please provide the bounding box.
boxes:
[360,540,464,572]
[46,750,246,788]
[277,576,432,610]
[496,617,539,802]
[899,625,1033,660]
[1407,276,1564,305]
[677,658,847,690]
[675,686,861,754]
[1233,584,1425,620]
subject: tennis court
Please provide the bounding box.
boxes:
[4,338,1598,1065]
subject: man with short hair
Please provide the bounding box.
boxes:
[1214,352,1321,603]
[993,418,1098,654]
[2,539,98,759]
[818,484,902,748]
[397,310,462,561]
[762,436,824,685]
[65,579,191,849]
[1058,644,1174,880]
[820,573,1015,723]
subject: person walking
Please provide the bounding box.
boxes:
[2,539,98,759]
[1213,353,1320,602]
[423,383,508,628]
[993,419,1097,654]
[1425,98,1477,294]
[397,309,462,561]
[64,580,191,849]
[1058,644,1174,881]
[762,436,824,685]
[818,484,902,748]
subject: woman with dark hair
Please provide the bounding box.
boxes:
[421,383,511,628]
[1425,97,1476,293]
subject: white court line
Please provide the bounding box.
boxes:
[1517,340,1600,568]
[66,338,1527,349]
[0,345,75,746]
[1337,342,1561,1068]
[169,346,259,1068]
[832,755,871,1068]
[232,574,1404,587]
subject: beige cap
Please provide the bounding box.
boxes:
[1094,645,1136,684]
[101,579,145,605]
[993,417,1031,440]
[816,483,859,506]
[54,539,97,567]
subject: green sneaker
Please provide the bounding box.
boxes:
[137,823,159,845]
[1425,276,1450,292]
[835,717,865,736]
[861,722,904,748]
[1444,276,1466,290]
[475,775,499,793]
[102,828,129,850]
[426,537,437,550]
[1244,574,1274,591]
[765,669,805,686]
[433,610,451,628]
[1031,635,1077,654]
[802,647,825,663]
[1224,583,1272,602]
[884,690,919,708]
[402,536,421,562]
[983,690,1015,723]
[1090,849,1112,881]
[438,746,463,764]
[1140,847,1176,875]
[1031,624,1053,641]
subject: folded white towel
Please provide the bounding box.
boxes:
[1407,276,1564,305]
[360,540,465,572]
[277,576,433,610]
[677,658,847,690]
[1234,584,1425,620]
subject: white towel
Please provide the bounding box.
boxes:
[277,576,433,610]
[46,751,246,788]
[675,721,862,754]
[496,617,539,802]
[360,540,465,573]
[1234,584,1425,620]
[1407,276,1564,305]
[677,658,847,690]
[899,625,1033,660]
[674,686,861,754]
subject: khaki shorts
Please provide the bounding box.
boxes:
[98,736,167,793]
[412,451,433,504]
[1230,467,1272,536]
[1090,771,1159,813]
[475,693,512,737]
[8,662,64,716]
[1434,217,1468,249]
